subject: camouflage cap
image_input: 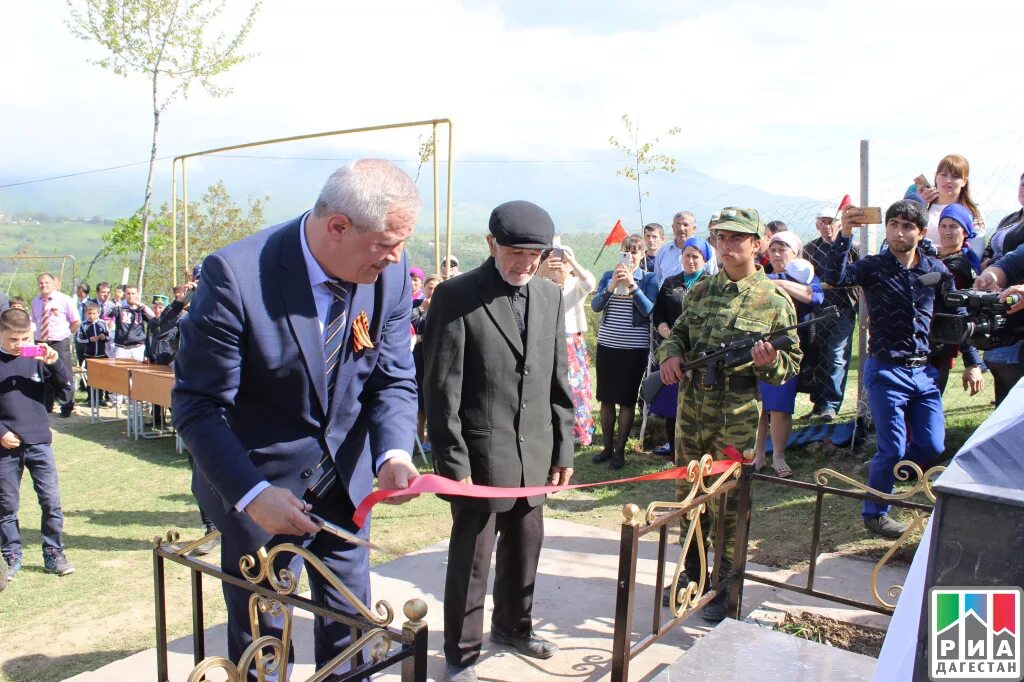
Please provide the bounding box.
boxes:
[713,207,763,238]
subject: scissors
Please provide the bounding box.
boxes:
[307,513,382,552]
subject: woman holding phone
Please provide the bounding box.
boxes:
[591,235,659,469]
[919,154,986,256]
[538,246,598,446]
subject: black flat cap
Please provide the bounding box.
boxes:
[488,200,555,250]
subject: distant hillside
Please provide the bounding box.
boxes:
[1,149,830,235]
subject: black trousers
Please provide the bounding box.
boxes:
[39,337,75,413]
[444,498,544,666]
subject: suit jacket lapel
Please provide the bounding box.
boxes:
[479,258,524,358]
[276,218,328,414]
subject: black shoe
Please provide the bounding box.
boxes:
[813,407,837,422]
[591,449,613,464]
[490,627,559,659]
[58,408,74,418]
[702,588,729,622]
[193,525,220,556]
[610,455,625,470]
[864,514,908,539]
[44,549,75,576]
[702,558,732,622]
[444,663,478,681]
[4,555,21,585]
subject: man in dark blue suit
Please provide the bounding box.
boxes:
[173,159,421,678]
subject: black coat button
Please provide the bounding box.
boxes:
[301,468,314,479]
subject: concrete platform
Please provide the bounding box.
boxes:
[652,619,877,681]
[65,518,898,681]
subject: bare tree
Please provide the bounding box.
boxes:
[609,114,681,227]
[66,0,261,292]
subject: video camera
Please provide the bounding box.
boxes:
[922,271,1023,350]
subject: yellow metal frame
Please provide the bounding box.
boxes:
[0,254,78,295]
[170,119,455,285]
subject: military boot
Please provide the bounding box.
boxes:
[702,558,733,623]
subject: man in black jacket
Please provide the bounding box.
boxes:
[424,200,575,682]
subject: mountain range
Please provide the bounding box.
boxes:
[1,148,830,237]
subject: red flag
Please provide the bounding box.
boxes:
[837,194,852,211]
[603,219,628,246]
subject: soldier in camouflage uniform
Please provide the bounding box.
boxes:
[658,207,801,621]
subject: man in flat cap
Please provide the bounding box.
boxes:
[424,200,575,681]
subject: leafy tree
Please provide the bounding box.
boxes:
[608,114,681,227]
[66,0,261,292]
[86,180,267,293]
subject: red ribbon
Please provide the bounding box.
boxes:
[354,446,745,528]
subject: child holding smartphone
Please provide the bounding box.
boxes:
[0,308,75,583]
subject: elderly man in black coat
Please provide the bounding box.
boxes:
[424,200,575,682]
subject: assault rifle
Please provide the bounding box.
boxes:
[640,306,840,403]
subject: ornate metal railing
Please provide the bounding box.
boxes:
[610,458,943,681]
[610,454,751,682]
[743,460,943,613]
[153,531,428,682]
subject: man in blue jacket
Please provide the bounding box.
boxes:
[173,159,421,677]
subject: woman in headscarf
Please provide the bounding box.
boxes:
[649,237,712,459]
[753,231,823,478]
[929,205,985,395]
[410,267,426,301]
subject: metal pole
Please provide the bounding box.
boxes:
[856,140,870,431]
[182,158,189,276]
[432,123,440,276]
[171,159,178,288]
[445,122,455,278]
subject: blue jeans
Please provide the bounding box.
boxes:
[0,442,65,560]
[862,358,944,519]
[812,308,856,413]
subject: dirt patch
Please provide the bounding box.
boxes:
[780,611,885,658]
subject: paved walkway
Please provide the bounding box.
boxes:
[66,518,902,681]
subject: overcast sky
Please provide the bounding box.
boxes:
[3,0,1024,215]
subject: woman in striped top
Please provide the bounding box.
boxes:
[590,235,659,469]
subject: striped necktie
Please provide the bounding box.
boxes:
[38,297,52,342]
[309,279,349,497]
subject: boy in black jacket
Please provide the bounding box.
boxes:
[0,308,74,582]
[77,303,111,406]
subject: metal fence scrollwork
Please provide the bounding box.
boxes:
[610,458,944,681]
[814,460,944,609]
[153,530,428,682]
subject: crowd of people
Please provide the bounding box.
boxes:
[0,269,201,585]
[2,155,1024,681]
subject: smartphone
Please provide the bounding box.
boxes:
[551,247,565,260]
[914,174,932,190]
[19,346,45,358]
[618,252,633,267]
[850,207,883,225]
